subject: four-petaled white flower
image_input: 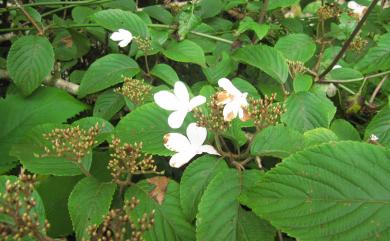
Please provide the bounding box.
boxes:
[348,1,366,18]
[370,134,379,142]
[110,29,133,47]
[163,123,220,168]
[154,81,206,129]
[216,78,250,121]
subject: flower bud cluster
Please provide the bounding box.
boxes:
[317,4,341,20]
[0,170,51,241]
[133,37,152,53]
[287,60,307,79]
[115,78,152,106]
[248,94,285,130]
[193,94,231,133]
[36,123,101,162]
[348,36,368,52]
[86,197,155,241]
[108,137,159,184]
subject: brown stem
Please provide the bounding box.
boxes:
[318,0,380,79]
[15,0,44,35]
[252,0,269,44]
[369,75,388,104]
[277,231,284,241]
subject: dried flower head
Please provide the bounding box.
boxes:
[108,137,160,185]
[116,78,152,106]
[193,94,232,133]
[287,60,307,79]
[348,36,368,52]
[36,123,102,163]
[0,170,51,241]
[248,94,285,130]
[86,197,155,241]
[317,4,341,20]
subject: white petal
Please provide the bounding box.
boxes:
[238,107,244,119]
[154,91,180,111]
[223,102,239,121]
[110,31,124,41]
[174,81,190,104]
[189,95,206,110]
[199,145,220,156]
[118,39,131,47]
[187,123,207,147]
[169,151,196,168]
[168,110,187,129]
[348,1,360,10]
[118,29,133,39]
[332,65,342,69]
[218,78,241,97]
[163,133,191,153]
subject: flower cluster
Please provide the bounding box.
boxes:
[115,78,152,106]
[36,123,101,162]
[248,94,285,130]
[108,137,160,184]
[317,3,342,20]
[85,197,154,241]
[0,170,50,241]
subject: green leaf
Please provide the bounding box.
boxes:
[330,119,361,141]
[93,88,125,120]
[180,156,228,221]
[143,5,173,24]
[281,92,337,132]
[178,11,201,40]
[115,103,192,156]
[78,54,140,98]
[293,73,313,92]
[68,177,116,240]
[275,33,316,63]
[125,178,195,241]
[10,123,92,176]
[6,36,54,95]
[233,45,289,84]
[303,128,339,148]
[162,40,206,67]
[365,105,390,147]
[356,33,390,74]
[203,52,236,84]
[251,124,304,159]
[93,9,149,37]
[37,176,82,237]
[328,67,363,82]
[240,141,390,241]
[197,0,224,18]
[237,17,269,40]
[0,88,86,172]
[197,169,276,241]
[268,0,299,10]
[150,64,180,87]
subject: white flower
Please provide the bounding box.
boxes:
[163,123,220,168]
[370,134,379,142]
[333,65,342,69]
[154,81,206,129]
[348,1,366,17]
[216,78,250,121]
[110,29,133,47]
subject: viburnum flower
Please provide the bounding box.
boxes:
[348,1,366,18]
[110,29,133,47]
[216,78,250,121]
[154,81,206,129]
[163,123,219,168]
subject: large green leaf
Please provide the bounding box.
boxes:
[0,87,86,172]
[93,88,125,120]
[202,52,236,84]
[356,33,390,74]
[78,54,140,98]
[197,169,276,241]
[268,0,300,10]
[162,40,206,67]
[240,141,390,241]
[37,176,82,237]
[233,45,289,84]
[303,128,339,148]
[68,176,116,240]
[281,92,336,132]
[180,156,228,221]
[125,178,195,241]
[364,105,390,147]
[275,33,316,63]
[150,64,179,87]
[250,124,304,159]
[330,119,361,141]
[93,9,149,37]
[115,103,192,156]
[6,36,54,95]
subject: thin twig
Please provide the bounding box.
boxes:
[369,75,388,104]
[257,0,269,24]
[15,0,44,35]
[319,0,380,79]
